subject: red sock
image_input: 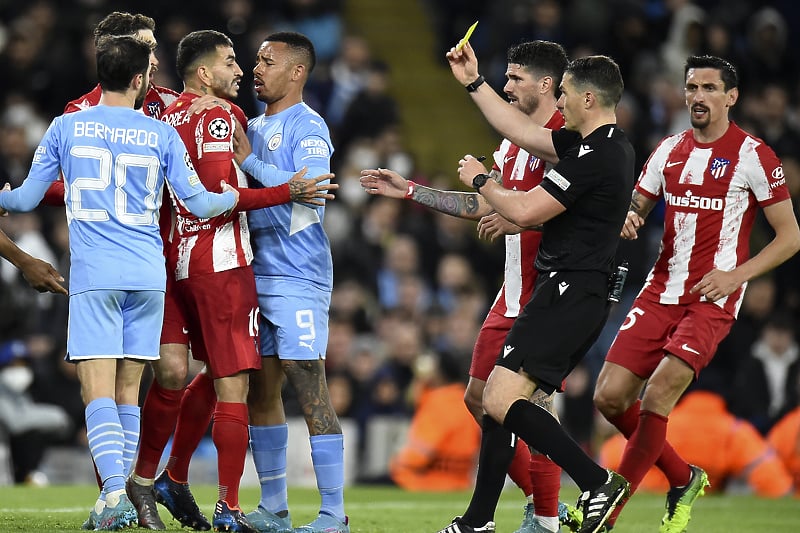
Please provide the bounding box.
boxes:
[508,437,534,497]
[529,453,561,518]
[609,400,691,487]
[165,373,216,482]
[618,410,668,494]
[212,402,249,508]
[136,382,184,478]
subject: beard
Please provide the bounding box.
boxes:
[516,94,539,116]
[134,84,148,110]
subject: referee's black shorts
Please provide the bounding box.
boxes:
[496,270,610,395]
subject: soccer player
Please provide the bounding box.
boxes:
[125,30,336,532]
[0,227,67,295]
[232,32,349,533]
[437,43,634,533]
[592,55,800,532]
[0,35,238,531]
[39,13,226,528]
[361,40,580,533]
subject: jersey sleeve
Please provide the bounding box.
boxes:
[551,128,581,160]
[235,183,291,211]
[745,138,791,207]
[0,118,62,211]
[195,108,236,165]
[539,149,601,208]
[292,115,332,178]
[636,137,673,200]
[163,127,210,201]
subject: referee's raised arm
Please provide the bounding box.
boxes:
[447,41,558,164]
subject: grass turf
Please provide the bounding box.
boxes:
[0,484,798,532]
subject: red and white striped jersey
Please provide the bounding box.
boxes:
[162,93,252,280]
[489,111,564,318]
[64,83,180,119]
[636,121,790,317]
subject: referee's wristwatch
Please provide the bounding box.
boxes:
[472,173,490,191]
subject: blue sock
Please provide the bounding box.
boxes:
[249,424,289,514]
[310,434,345,521]
[117,404,140,477]
[86,398,125,494]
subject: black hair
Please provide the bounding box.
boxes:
[176,30,234,81]
[565,55,624,108]
[263,31,316,74]
[96,35,150,93]
[94,11,155,47]
[684,55,739,91]
[507,40,569,90]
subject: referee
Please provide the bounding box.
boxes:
[439,47,635,533]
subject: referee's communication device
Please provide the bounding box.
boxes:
[608,261,629,303]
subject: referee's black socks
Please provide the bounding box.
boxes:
[462,415,516,527]
[504,398,607,491]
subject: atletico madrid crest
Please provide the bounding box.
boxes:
[709,157,730,180]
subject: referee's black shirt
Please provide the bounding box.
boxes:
[535,124,635,275]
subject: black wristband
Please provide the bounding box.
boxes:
[465,75,485,93]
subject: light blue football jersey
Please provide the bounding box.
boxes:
[6,106,213,294]
[245,102,334,290]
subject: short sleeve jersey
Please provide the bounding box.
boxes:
[64,83,180,244]
[246,102,334,289]
[536,125,635,274]
[27,106,207,294]
[635,121,791,316]
[161,93,252,280]
[490,110,564,317]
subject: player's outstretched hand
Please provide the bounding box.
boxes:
[0,182,10,216]
[19,255,67,295]
[446,40,480,86]
[359,168,408,199]
[288,169,337,206]
[478,213,522,241]
[187,94,231,115]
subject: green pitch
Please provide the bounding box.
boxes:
[0,484,798,532]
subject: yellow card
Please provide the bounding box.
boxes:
[456,21,479,51]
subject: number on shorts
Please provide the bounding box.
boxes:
[68,146,159,224]
[248,307,260,337]
[619,306,644,331]
[296,309,316,349]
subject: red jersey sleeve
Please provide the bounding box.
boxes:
[235,184,291,211]
[41,180,65,206]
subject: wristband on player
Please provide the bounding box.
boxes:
[405,180,416,199]
[465,75,485,93]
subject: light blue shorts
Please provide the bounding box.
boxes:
[66,289,164,361]
[256,277,330,360]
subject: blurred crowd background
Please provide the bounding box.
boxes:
[1,0,799,492]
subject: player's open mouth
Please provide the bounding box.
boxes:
[691,105,708,116]
[253,78,264,90]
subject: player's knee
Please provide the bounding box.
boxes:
[463,388,483,422]
[153,358,188,389]
[593,386,626,418]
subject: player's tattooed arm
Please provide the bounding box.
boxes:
[412,169,499,220]
[283,359,342,435]
[629,190,657,219]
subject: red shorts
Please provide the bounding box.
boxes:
[161,275,190,346]
[470,309,514,381]
[606,297,734,378]
[168,267,261,379]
